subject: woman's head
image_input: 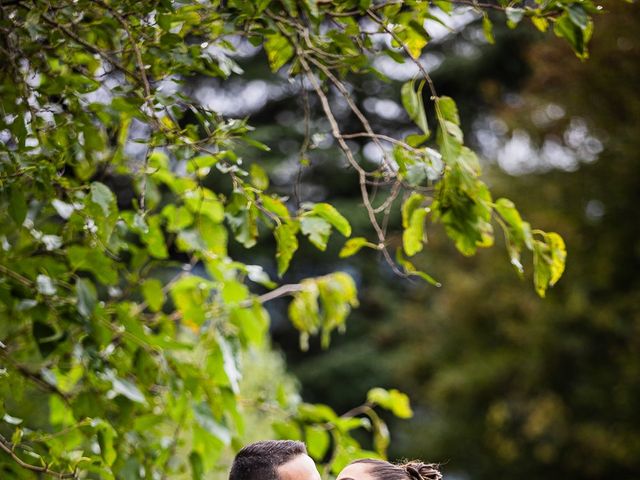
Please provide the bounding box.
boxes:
[336,459,442,480]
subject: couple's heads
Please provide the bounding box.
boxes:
[229,440,320,480]
[229,441,441,480]
[337,459,442,480]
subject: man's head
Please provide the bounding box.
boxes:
[229,440,321,480]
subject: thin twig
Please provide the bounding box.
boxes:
[40,12,140,88]
[341,132,421,154]
[0,264,32,287]
[239,283,307,308]
[295,52,405,276]
[0,434,77,478]
[367,9,439,99]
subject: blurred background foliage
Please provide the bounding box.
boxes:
[265,3,640,479]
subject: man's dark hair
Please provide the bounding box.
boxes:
[229,440,307,480]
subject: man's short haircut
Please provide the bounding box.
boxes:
[229,440,307,480]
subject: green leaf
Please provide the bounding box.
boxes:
[76,278,97,318]
[432,0,452,13]
[87,181,119,241]
[280,0,298,16]
[406,133,429,147]
[316,272,358,348]
[369,410,390,456]
[162,204,194,232]
[393,21,428,59]
[199,216,228,257]
[482,14,495,44]
[187,154,219,173]
[67,246,118,285]
[250,163,269,191]
[401,80,429,135]
[230,304,269,347]
[554,11,591,59]
[275,222,299,276]
[185,188,224,223]
[308,203,352,237]
[531,16,549,32]
[140,215,169,259]
[142,278,164,312]
[568,5,589,30]
[298,403,338,423]
[401,193,426,229]
[301,0,319,18]
[11,427,23,446]
[96,420,118,466]
[339,237,376,258]
[505,7,525,28]
[264,33,294,72]
[8,187,27,226]
[367,388,413,419]
[190,451,204,480]
[301,216,332,251]
[170,276,212,326]
[436,96,460,126]
[49,395,75,426]
[532,232,565,297]
[547,232,567,286]
[226,194,258,248]
[193,402,231,445]
[289,283,320,351]
[396,248,441,287]
[90,182,117,217]
[272,420,303,441]
[494,197,532,274]
[305,425,330,460]
[261,194,291,220]
[533,241,552,298]
[403,207,429,257]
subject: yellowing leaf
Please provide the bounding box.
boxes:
[547,232,567,286]
[250,163,269,190]
[482,15,495,44]
[401,192,425,229]
[403,207,429,257]
[275,222,299,276]
[339,237,376,258]
[367,387,413,419]
[264,33,294,72]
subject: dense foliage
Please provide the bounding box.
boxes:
[0,0,604,478]
[283,3,640,479]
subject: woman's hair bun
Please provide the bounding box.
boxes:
[402,461,443,480]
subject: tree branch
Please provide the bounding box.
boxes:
[0,434,77,479]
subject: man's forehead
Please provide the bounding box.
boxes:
[277,454,321,480]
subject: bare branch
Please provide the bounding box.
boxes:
[244,283,307,307]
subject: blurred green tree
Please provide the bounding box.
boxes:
[286,2,640,479]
